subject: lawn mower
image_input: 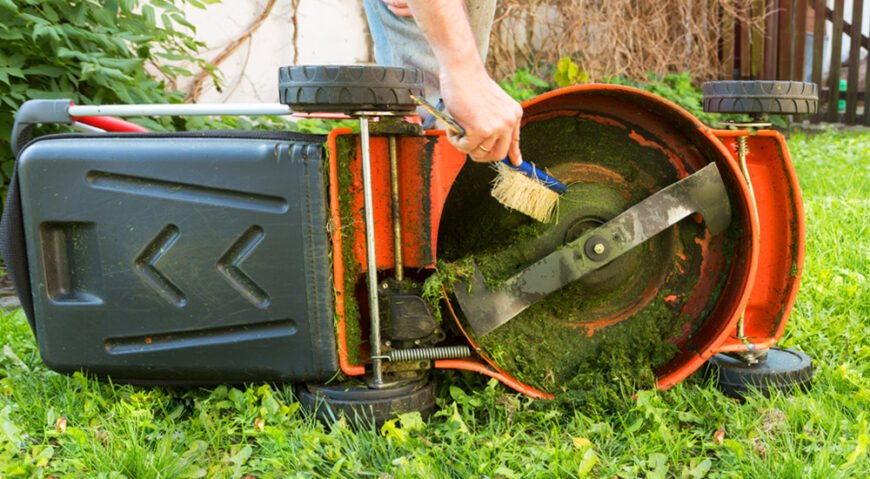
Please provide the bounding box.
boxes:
[1,66,816,421]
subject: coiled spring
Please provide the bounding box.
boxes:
[387,345,471,362]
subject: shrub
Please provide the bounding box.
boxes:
[0,0,220,199]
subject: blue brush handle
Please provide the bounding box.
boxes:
[501,158,568,195]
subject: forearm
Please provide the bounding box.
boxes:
[405,0,486,78]
[401,0,522,165]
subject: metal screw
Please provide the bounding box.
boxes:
[593,243,606,255]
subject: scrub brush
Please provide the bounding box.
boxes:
[412,95,567,222]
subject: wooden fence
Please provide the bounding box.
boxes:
[722,0,868,125]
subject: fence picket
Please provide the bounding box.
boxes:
[794,0,808,81]
[845,0,864,125]
[825,0,845,123]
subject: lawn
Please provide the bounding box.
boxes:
[0,129,867,478]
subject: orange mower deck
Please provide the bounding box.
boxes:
[327,84,804,398]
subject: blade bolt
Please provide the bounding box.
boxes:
[584,235,609,261]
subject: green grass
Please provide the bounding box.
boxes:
[0,129,868,478]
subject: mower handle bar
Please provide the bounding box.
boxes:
[10,99,354,156]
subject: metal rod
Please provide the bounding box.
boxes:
[389,136,404,281]
[70,122,105,133]
[68,103,294,117]
[359,116,384,387]
[736,134,757,341]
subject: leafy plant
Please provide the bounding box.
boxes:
[501,57,756,128]
[553,56,589,88]
[602,71,740,126]
[0,0,221,201]
[499,68,551,102]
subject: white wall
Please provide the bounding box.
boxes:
[177,0,372,104]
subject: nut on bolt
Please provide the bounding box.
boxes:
[584,235,609,261]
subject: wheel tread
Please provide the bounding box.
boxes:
[702,80,818,114]
[278,65,424,113]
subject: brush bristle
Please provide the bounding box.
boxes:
[490,163,560,222]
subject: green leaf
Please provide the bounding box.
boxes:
[142,4,156,26]
[229,445,252,466]
[577,448,598,477]
[0,406,22,446]
[41,4,59,22]
[0,31,25,41]
[161,13,175,33]
[22,65,65,76]
[398,411,425,432]
[119,0,136,13]
[171,12,195,32]
[0,0,18,13]
[25,88,75,100]
[98,57,143,70]
[687,458,712,478]
[646,453,669,479]
[32,22,62,42]
[0,67,25,79]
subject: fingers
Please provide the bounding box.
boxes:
[459,107,523,163]
[507,121,523,166]
[468,137,507,163]
[438,74,524,163]
[447,131,478,155]
[449,125,515,163]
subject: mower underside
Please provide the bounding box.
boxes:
[9,131,338,382]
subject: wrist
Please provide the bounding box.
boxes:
[438,57,487,83]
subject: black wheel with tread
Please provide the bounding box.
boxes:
[708,347,813,398]
[702,81,818,114]
[278,65,424,113]
[299,377,436,425]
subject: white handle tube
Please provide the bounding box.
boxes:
[68,103,294,117]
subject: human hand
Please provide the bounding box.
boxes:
[439,67,523,166]
[381,0,413,17]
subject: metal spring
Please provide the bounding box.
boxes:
[387,345,471,362]
[737,135,749,158]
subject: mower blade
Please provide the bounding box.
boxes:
[455,162,731,338]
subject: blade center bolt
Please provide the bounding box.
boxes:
[584,235,609,261]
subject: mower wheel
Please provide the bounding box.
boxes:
[708,347,813,398]
[702,81,818,115]
[278,65,424,113]
[298,376,436,425]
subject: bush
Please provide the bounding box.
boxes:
[0,0,220,200]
